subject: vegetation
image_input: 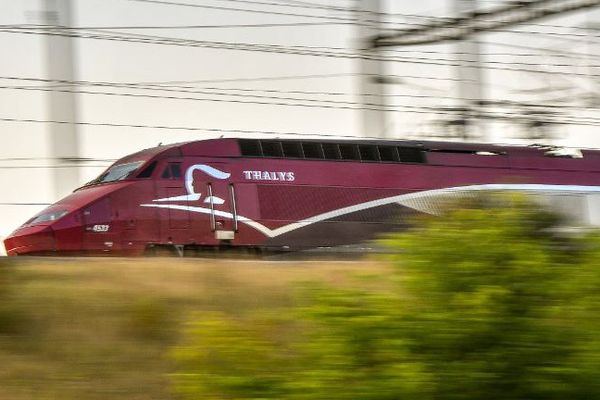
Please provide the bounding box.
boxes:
[171,195,600,400]
[0,258,371,400]
[3,195,600,399]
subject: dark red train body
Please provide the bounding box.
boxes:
[5,138,600,256]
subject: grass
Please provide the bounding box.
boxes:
[0,257,382,400]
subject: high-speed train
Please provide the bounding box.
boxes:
[4,138,600,256]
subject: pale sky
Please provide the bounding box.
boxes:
[1,0,600,253]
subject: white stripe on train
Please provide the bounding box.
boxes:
[141,184,600,238]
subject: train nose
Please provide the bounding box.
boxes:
[4,225,56,256]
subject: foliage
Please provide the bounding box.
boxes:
[171,194,600,400]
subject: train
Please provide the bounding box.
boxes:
[4,137,600,256]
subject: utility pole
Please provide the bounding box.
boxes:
[373,0,600,47]
[371,0,600,141]
[44,0,80,200]
[454,0,483,139]
[357,0,388,138]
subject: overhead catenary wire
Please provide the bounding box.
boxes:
[0,84,434,112]
[5,80,600,113]
[0,22,355,30]
[0,116,464,140]
[131,72,463,86]
[126,0,600,33]
[119,1,600,43]
[3,105,600,131]
[194,0,357,12]
[271,0,353,10]
[0,20,596,60]
[125,0,359,22]
[3,75,599,110]
[0,165,109,169]
[3,26,600,76]
[4,24,597,61]
[2,27,599,79]
[0,203,52,206]
[4,20,599,42]
[1,29,599,85]
[0,156,116,162]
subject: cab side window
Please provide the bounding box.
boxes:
[161,163,182,179]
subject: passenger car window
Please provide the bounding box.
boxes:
[378,146,400,162]
[359,145,379,162]
[137,161,157,178]
[239,139,262,156]
[161,163,182,179]
[322,143,341,160]
[261,141,283,157]
[302,142,324,159]
[398,147,426,163]
[282,142,303,158]
[339,144,359,160]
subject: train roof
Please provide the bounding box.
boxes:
[124,137,594,158]
[107,137,600,172]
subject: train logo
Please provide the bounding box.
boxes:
[140,164,235,221]
[149,164,231,204]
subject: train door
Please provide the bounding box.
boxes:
[156,161,190,241]
[184,162,237,241]
[206,180,239,241]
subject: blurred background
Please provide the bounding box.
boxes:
[2,0,600,252]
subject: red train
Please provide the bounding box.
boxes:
[4,138,600,256]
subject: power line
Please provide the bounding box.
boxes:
[126,0,358,22]
[0,76,449,99]
[478,39,600,61]
[6,24,598,61]
[8,76,599,108]
[206,0,355,12]
[0,165,108,169]
[132,73,463,86]
[0,84,442,111]
[0,157,116,162]
[3,78,595,112]
[0,203,52,206]
[134,72,360,85]
[9,20,598,42]
[0,115,458,136]
[274,0,352,10]
[0,74,460,97]
[0,22,353,30]
[128,0,599,34]
[0,27,368,59]
[4,24,600,69]
[2,104,600,131]
[5,26,600,75]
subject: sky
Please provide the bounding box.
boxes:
[1,0,600,253]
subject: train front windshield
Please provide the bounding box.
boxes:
[89,161,144,185]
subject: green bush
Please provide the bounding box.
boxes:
[171,195,600,400]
